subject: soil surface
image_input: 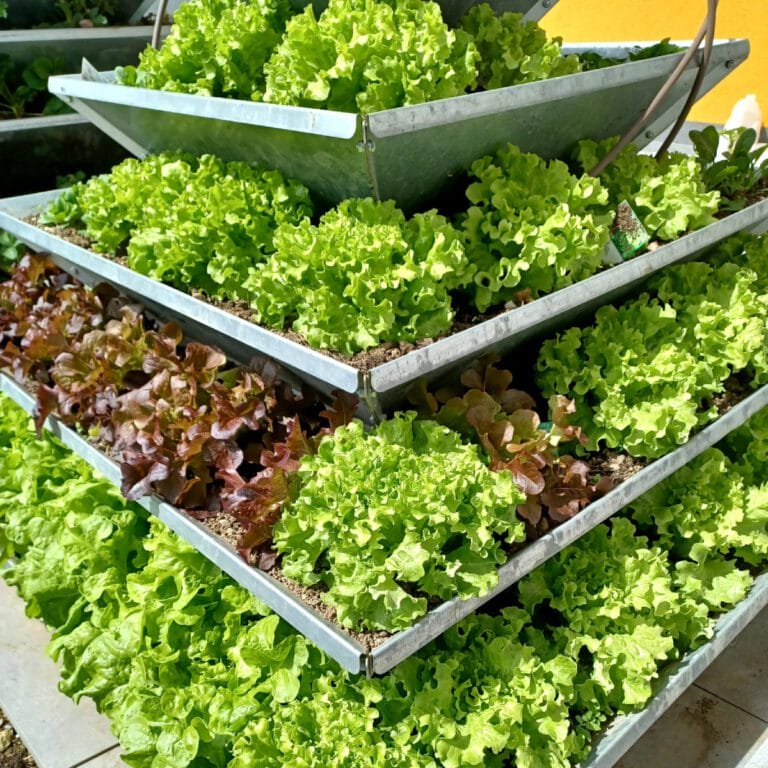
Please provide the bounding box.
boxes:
[591,450,647,483]
[0,709,36,768]
[709,371,756,417]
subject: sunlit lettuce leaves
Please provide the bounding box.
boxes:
[457,144,612,311]
[0,393,148,628]
[518,518,717,718]
[536,243,768,458]
[460,4,580,91]
[116,0,582,113]
[573,137,720,241]
[629,448,768,569]
[722,401,768,485]
[42,153,313,301]
[274,413,526,631]
[117,0,294,99]
[249,198,470,353]
[263,0,479,112]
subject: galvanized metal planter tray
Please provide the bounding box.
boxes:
[47,39,748,209]
[0,26,162,70]
[2,189,767,414]
[580,571,768,768]
[2,369,766,675]
[1,0,167,27]
[0,27,168,197]
[0,116,129,198]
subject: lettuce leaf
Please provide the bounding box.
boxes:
[274,413,526,631]
[117,0,293,100]
[45,153,313,302]
[248,198,469,353]
[461,4,580,90]
[458,144,612,311]
[536,246,768,458]
[263,0,479,113]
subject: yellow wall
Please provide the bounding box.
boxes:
[541,0,768,124]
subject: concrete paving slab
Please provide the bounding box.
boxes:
[0,579,118,768]
[615,685,768,768]
[697,608,768,723]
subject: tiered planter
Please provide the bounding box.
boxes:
[3,368,768,678]
[2,4,766,765]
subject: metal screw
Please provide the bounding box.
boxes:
[645,130,654,139]
[542,0,553,7]
[725,59,736,69]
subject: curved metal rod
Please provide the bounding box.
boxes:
[655,0,718,158]
[152,0,169,49]
[589,2,713,177]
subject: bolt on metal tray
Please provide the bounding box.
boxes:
[46,39,747,211]
[2,190,767,417]
[3,370,767,676]
[579,571,768,768]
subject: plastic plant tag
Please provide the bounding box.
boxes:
[600,240,624,266]
[610,200,650,259]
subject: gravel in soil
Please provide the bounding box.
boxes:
[0,710,37,768]
[591,450,647,483]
